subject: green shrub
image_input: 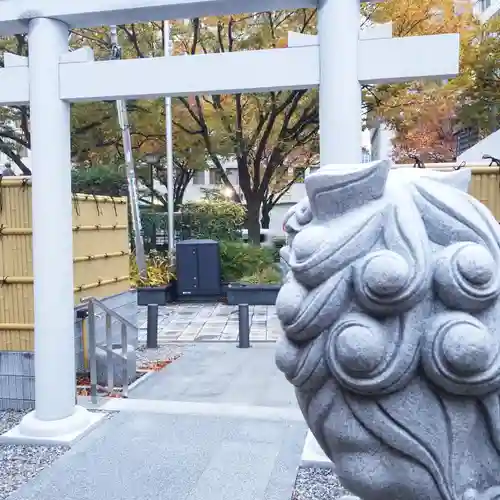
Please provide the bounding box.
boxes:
[239,266,282,284]
[178,199,246,241]
[272,235,287,249]
[130,251,175,288]
[267,236,286,261]
[72,164,127,197]
[219,241,276,282]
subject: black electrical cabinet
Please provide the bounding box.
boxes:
[176,239,221,298]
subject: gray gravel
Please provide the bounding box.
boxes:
[136,343,185,366]
[0,410,68,500]
[292,468,354,500]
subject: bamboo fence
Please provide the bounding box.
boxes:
[0,178,129,351]
[467,166,500,221]
[1,166,499,350]
[396,165,500,220]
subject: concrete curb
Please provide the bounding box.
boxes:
[300,431,335,470]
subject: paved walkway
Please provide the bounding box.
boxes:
[10,343,306,500]
[138,303,281,343]
[131,342,296,407]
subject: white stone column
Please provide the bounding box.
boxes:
[3,17,102,445]
[303,0,363,466]
[318,0,362,165]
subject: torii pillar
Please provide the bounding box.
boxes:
[1,18,103,445]
[319,0,362,164]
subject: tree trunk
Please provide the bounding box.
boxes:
[261,203,271,229]
[246,200,261,246]
[173,174,190,210]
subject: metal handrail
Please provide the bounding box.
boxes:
[85,296,137,332]
[85,297,138,403]
[482,154,500,167]
[408,154,425,168]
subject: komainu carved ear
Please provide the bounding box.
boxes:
[283,197,312,234]
[305,160,390,220]
[419,168,471,192]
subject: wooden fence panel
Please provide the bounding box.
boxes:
[0,180,130,351]
[468,167,500,221]
[396,165,500,220]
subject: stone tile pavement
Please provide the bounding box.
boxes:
[11,344,306,500]
[138,303,281,343]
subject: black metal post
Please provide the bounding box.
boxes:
[147,304,159,348]
[150,164,154,205]
[87,299,98,404]
[238,304,250,348]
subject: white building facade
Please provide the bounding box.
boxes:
[474,0,500,20]
[0,121,31,173]
[161,147,372,235]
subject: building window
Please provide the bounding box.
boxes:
[17,146,28,158]
[481,0,492,11]
[209,169,222,185]
[362,148,371,163]
[225,167,239,184]
[293,167,306,183]
[192,170,205,185]
[475,0,492,13]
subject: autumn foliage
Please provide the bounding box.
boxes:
[0,0,499,227]
[366,0,477,162]
[385,87,458,163]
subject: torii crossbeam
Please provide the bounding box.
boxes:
[0,0,315,35]
[0,34,458,104]
[0,0,460,445]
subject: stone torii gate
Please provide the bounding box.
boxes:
[0,0,459,444]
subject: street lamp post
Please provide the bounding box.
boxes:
[144,153,161,254]
[164,21,175,254]
[144,153,161,208]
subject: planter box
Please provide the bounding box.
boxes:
[137,281,177,306]
[226,283,280,306]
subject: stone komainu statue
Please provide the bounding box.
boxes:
[275,161,500,500]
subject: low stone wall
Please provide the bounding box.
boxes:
[0,351,34,410]
[0,289,138,410]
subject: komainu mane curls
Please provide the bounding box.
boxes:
[276,161,500,500]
